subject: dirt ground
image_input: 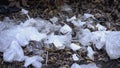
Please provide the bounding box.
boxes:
[0,0,120,68]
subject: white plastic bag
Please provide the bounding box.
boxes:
[106,32,120,59]
[24,56,43,68]
[79,29,93,46]
[3,41,25,62]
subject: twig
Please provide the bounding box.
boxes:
[46,51,48,66]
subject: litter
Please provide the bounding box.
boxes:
[87,46,95,60]
[71,63,98,68]
[24,56,43,68]
[3,41,24,62]
[60,24,72,34]
[72,54,79,61]
[70,43,81,51]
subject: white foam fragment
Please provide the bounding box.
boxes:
[24,56,43,68]
[70,43,81,51]
[106,32,120,59]
[96,24,107,31]
[50,17,58,23]
[71,63,98,68]
[60,24,72,34]
[53,39,65,49]
[67,16,76,22]
[72,54,79,61]
[3,41,24,62]
[87,46,95,60]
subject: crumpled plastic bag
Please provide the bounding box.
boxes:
[0,27,18,52]
[22,18,61,34]
[44,33,72,49]
[24,56,43,68]
[3,41,25,62]
[106,32,120,59]
[79,29,93,46]
[71,63,98,68]
[92,31,110,50]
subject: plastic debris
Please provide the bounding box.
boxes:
[21,18,37,27]
[83,13,95,19]
[71,19,86,27]
[24,56,43,68]
[21,9,28,14]
[70,43,81,51]
[15,27,47,46]
[96,24,107,31]
[3,41,24,62]
[79,29,93,46]
[71,63,98,68]
[106,32,120,59]
[66,16,76,22]
[72,54,79,61]
[71,63,80,68]
[50,17,58,24]
[87,46,95,60]
[92,31,109,50]
[60,24,72,34]
[53,39,65,49]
